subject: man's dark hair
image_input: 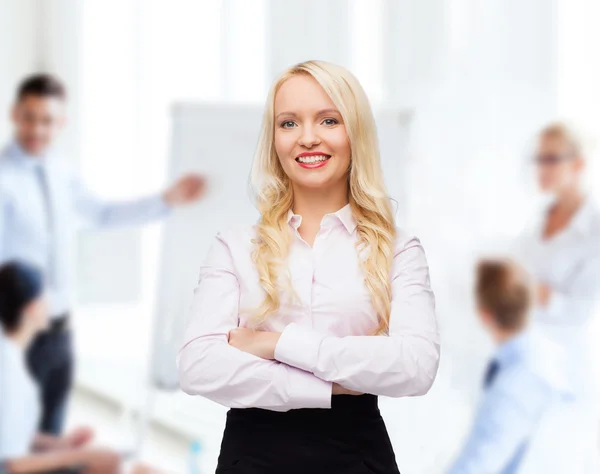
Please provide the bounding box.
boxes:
[475,258,533,331]
[16,73,67,102]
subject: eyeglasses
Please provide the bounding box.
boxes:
[532,153,575,166]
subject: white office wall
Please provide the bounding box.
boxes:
[35,0,83,163]
[0,0,83,158]
[0,0,39,144]
[556,0,600,185]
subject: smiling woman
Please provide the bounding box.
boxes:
[178,60,440,474]
[274,76,350,190]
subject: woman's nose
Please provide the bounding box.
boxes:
[298,125,321,148]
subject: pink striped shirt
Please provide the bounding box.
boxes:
[178,204,440,411]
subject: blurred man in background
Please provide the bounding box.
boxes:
[448,258,574,474]
[0,73,207,436]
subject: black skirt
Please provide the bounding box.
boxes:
[216,395,400,474]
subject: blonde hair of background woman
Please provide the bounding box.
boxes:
[539,120,597,189]
[539,121,588,158]
[250,60,397,335]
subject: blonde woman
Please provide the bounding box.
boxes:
[178,60,440,473]
[517,123,600,405]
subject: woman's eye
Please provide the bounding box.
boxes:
[281,121,296,129]
[322,118,338,126]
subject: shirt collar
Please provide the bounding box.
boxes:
[493,329,531,367]
[287,203,357,234]
[494,328,574,396]
[538,195,596,238]
[5,139,49,169]
[568,196,596,237]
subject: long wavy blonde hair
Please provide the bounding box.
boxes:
[250,60,397,334]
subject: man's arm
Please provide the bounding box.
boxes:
[71,178,171,229]
[71,173,205,228]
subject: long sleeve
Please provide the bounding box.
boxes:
[542,244,600,325]
[447,371,553,474]
[178,234,332,411]
[71,177,171,228]
[274,236,440,397]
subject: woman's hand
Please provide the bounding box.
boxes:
[332,383,363,396]
[79,448,121,474]
[64,426,95,449]
[228,327,280,360]
[537,283,552,307]
[129,462,166,474]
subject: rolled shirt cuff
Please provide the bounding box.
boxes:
[274,323,325,373]
[286,365,332,409]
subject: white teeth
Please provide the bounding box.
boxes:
[297,155,330,164]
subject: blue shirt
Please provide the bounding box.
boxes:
[448,330,573,474]
[0,141,171,316]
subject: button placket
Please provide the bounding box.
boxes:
[309,227,332,329]
[293,242,311,316]
[307,229,325,329]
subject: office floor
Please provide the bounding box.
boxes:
[65,387,190,473]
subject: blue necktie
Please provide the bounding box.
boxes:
[483,359,500,389]
[36,165,53,230]
[483,359,529,473]
[35,165,56,287]
[501,441,529,474]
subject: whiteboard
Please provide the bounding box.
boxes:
[150,103,412,390]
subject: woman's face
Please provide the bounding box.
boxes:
[273,74,351,193]
[24,294,49,332]
[535,134,583,194]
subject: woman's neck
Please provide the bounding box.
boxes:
[5,326,35,350]
[554,187,585,215]
[293,185,348,220]
[542,186,585,240]
[292,184,349,245]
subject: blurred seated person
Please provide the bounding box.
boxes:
[447,258,575,474]
[0,261,161,474]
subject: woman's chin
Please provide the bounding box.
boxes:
[290,170,350,191]
[292,177,337,191]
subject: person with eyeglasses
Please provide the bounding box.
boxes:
[516,122,600,414]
